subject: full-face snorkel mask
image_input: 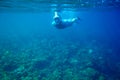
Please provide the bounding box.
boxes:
[54,16,61,24]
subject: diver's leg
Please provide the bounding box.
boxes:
[72,17,80,23]
[72,17,79,22]
[62,17,80,28]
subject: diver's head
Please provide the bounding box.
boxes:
[54,17,61,23]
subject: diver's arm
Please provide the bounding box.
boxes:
[54,11,59,18]
[53,11,62,19]
[55,11,58,17]
[52,21,55,25]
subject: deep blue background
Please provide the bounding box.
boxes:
[0,9,120,44]
[0,9,120,78]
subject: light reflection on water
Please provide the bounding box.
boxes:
[0,0,120,12]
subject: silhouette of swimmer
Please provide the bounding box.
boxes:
[52,11,80,29]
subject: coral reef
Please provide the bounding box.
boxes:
[0,36,119,80]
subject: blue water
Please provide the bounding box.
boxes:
[0,8,120,80]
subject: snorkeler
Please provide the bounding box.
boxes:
[52,11,80,29]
